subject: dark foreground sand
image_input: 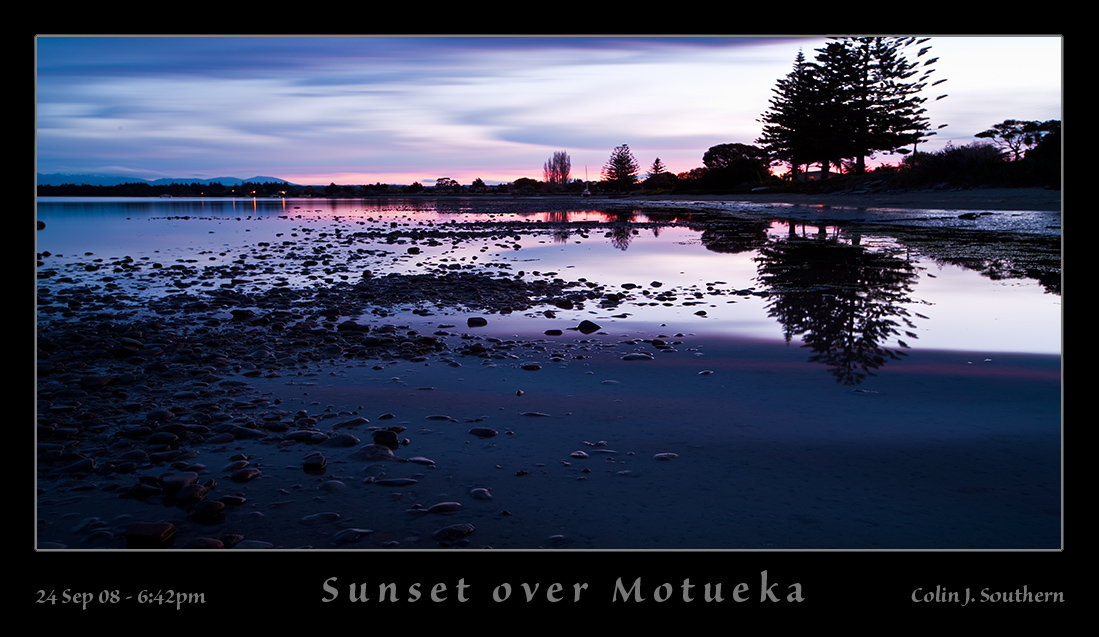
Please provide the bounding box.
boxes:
[36,188,1061,551]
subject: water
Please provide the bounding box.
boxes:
[36,196,1061,360]
[35,196,1062,551]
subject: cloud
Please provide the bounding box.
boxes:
[36,35,1061,183]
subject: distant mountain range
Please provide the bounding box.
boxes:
[37,173,297,187]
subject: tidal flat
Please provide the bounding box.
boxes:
[35,194,1061,550]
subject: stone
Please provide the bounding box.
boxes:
[371,429,400,448]
[125,522,177,549]
[331,528,374,547]
[188,500,226,524]
[469,487,493,501]
[230,467,262,483]
[427,501,463,514]
[303,452,326,472]
[374,477,418,487]
[300,511,341,525]
[432,523,475,542]
[349,444,394,461]
[577,319,601,334]
[321,432,360,448]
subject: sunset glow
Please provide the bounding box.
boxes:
[36,35,1061,186]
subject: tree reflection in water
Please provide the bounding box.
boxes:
[753,221,921,385]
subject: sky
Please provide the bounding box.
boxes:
[35,35,1062,186]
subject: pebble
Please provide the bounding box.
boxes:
[230,467,262,483]
[469,487,493,500]
[188,500,226,524]
[300,511,341,525]
[468,427,498,438]
[232,540,275,549]
[124,522,177,549]
[577,320,601,334]
[302,452,327,472]
[426,501,463,514]
[371,429,400,447]
[653,452,679,461]
[321,432,360,447]
[331,528,374,547]
[431,523,475,542]
[349,444,395,461]
[374,477,418,487]
[405,456,436,466]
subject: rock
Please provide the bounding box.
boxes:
[577,319,601,334]
[174,483,209,505]
[349,444,394,461]
[321,432,360,448]
[621,353,654,361]
[331,528,374,546]
[146,408,176,421]
[230,467,262,483]
[405,456,436,467]
[427,501,463,514]
[469,487,493,501]
[467,317,488,327]
[59,457,96,474]
[301,512,341,525]
[469,427,497,438]
[653,452,679,461]
[232,540,275,549]
[521,363,542,371]
[188,500,226,524]
[432,523,475,542]
[125,522,177,549]
[333,416,370,429]
[371,429,400,448]
[570,450,589,459]
[160,471,199,494]
[303,451,326,472]
[374,477,418,487]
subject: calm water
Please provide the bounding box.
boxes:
[35,196,1062,551]
[36,196,1061,360]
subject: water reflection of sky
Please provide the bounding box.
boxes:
[36,197,1061,357]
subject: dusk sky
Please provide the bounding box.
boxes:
[35,35,1062,186]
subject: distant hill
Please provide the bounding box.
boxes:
[37,173,296,187]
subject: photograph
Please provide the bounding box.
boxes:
[35,34,1063,613]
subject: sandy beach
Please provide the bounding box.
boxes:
[35,189,1061,555]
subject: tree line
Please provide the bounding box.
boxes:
[38,37,1060,199]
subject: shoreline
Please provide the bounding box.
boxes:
[35,194,1062,552]
[638,186,1063,213]
[37,186,1064,213]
